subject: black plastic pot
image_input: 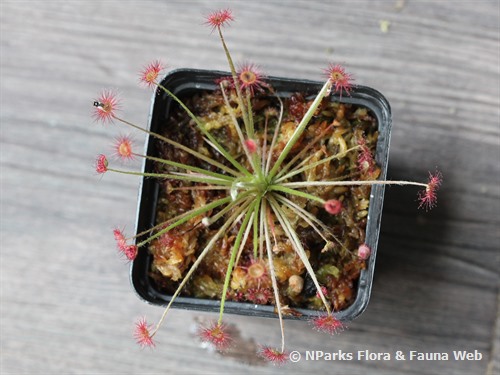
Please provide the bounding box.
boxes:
[131,68,392,321]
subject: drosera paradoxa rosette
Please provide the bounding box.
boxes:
[93,8,441,365]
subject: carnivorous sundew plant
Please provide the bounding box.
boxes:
[93,9,441,364]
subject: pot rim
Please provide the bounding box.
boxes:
[131,68,392,321]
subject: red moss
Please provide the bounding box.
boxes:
[288,93,307,121]
[246,287,273,305]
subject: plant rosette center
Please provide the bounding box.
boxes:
[231,175,273,198]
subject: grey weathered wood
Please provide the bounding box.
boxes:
[1,1,499,374]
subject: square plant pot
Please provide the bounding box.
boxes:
[131,68,392,321]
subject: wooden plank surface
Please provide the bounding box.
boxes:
[1,1,499,374]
